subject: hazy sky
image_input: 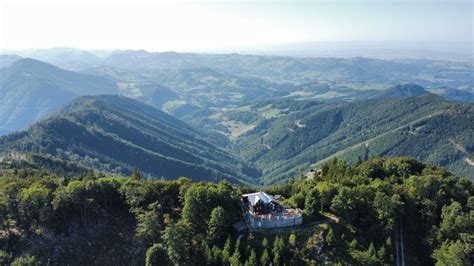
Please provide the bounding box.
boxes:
[1,0,472,52]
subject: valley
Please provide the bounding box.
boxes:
[0,49,473,184]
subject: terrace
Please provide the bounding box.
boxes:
[242,191,303,229]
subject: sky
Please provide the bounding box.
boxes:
[1,0,472,52]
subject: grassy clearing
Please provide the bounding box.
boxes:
[339,82,391,91]
[257,104,283,119]
[162,99,187,113]
[313,91,347,99]
[117,82,143,97]
[220,120,257,141]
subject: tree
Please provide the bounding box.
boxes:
[132,168,142,180]
[136,202,163,244]
[182,184,236,234]
[245,249,257,266]
[222,235,233,263]
[0,251,12,266]
[373,191,402,230]
[11,255,37,266]
[316,181,337,211]
[260,249,270,266]
[262,237,269,249]
[59,180,96,229]
[146,243,170,266]
[288,234,297,247]
[377,246,386,262]
[304,188,319,216]
[204,242,213,264]
[326,227,335,246]
[229,250,241,266]
[230,238,242,266]
[432,202,472,265]
[302,231,323,263]
[432,240,470,266]
[467,196,474,210]
[17,185,52,227]
[207,206,227,245]
[437,202,469,242]
[210,246,223,265]
[163,221,193,265]
[272,236,285,266]
[351,242,379,265]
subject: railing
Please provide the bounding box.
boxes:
[247,209,302,221]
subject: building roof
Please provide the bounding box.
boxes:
[242,191,275,206]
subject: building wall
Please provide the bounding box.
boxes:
[246,213,303,229]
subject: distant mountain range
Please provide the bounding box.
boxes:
[0,54,22,68]
[10,47,103,70]
[3,48,473,90]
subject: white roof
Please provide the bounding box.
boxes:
[242,191,274,206]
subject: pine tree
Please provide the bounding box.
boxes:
[368,242,376,257]
[229,247,242,266]
[260,249,270,266]
[272,236,285,266]
[204,243,213,264]
[222,235,233,264]
[244,249,257,266]
[262,237,269,249]
[289,233,297,247]
[132,168,142,180]
[211,246,223,265]
[377,246,386,262]
[366,242,378,263]
[326,228,335,246]
[233,238,241,258]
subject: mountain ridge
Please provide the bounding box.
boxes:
[0,95,256,184]
[0,58,118,134]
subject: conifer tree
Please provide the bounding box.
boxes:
[244,249,257,266]
[260,249,270,266]
[222,235,233,264]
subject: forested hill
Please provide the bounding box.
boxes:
[0,157,472,265]
[0,58,118,134]
[375,83,429,99]
[236,94,474,183]
[1,93,472,184]
[0,95,256,184]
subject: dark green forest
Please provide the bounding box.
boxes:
[0,95,255,185]
[1,157,472,265]
[1,93,473,185]
[233,94,474,183]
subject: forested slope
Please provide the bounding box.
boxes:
[0,95,255,184]
[0,157,472,265]
[0,58,118,134]
[236,94,474,183]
